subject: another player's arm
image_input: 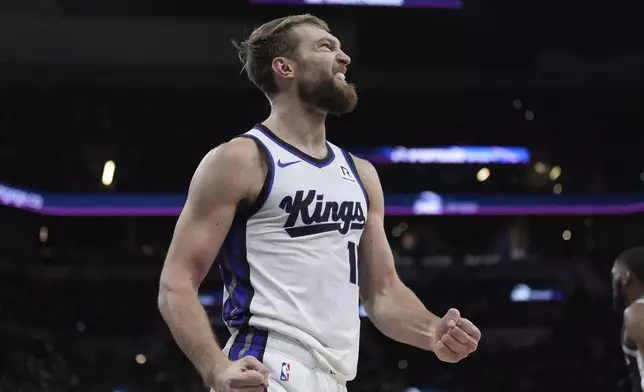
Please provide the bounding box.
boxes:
[625,303,644,356]
[353,157,441,351]
[158,138,265,386]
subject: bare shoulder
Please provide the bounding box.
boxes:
[624,302,644,331]
[188,137,266,209]
[350,155,380,187]
[198,137,264,175]
[347,154,384,214]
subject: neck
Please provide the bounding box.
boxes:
[263,96,327,154]
[627,288,644,305]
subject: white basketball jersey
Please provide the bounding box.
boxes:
[216,124,369,381]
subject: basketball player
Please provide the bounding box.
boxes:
[158,14,481,392]
[613,247,644,392]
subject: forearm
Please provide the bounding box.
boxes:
[158,284,228,382]
[365,281,440,351]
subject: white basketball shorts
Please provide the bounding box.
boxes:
[213,326,348,392]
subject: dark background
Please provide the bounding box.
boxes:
[1,0,644,391]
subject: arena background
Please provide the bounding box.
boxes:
[1,0,644,391]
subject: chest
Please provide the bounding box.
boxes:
[262,163,367,238]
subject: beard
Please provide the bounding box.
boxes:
[296,66,358,116]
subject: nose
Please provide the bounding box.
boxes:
[337,50,351,67]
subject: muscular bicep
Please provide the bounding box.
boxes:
[163,193,236,290]
[354,157,398,305]
[161,139,265,291]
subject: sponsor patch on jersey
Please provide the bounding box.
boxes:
[280,362,291,382]
[340,165,355,182]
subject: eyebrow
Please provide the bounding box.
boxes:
[316,37,341,49]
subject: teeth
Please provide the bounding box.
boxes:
[335,72,346,82]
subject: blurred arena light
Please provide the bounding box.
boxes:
[359,304,367,317]
[553,183,563,194]
[102,160,116,186]
[549,166,561,181]
[533,162,546,174]
[510,283,564,302]
[562,230,571,241]
[354,146,530,164]
[135,354,147,364]
[39,226,48,242]
[392,223,408,237]
[476,167,490,182]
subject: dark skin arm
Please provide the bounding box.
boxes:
[352,156,480,363]
[625,302,644,356]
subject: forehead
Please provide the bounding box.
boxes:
[291,23,340,46]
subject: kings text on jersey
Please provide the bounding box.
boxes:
[278,190,365,238]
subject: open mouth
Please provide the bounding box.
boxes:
[335,72,346,83]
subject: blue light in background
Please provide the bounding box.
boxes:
[6,182,644,217]
[353,146,530,165]
[510,283,564,302]
[199,294,218,306]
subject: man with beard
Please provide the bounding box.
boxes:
[612,247,644,392]
[158,14,481,392]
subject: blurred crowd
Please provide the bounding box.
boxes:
[0,208,638,392]
[1,84,643,195]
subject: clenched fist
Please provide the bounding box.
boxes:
[210,356,270,392]
[432,308,481,363]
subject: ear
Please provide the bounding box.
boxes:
[623,270,632,285]
[272,57,296,80]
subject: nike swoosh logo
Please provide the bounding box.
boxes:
[277,159,301,168]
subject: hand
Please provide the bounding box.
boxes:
[431,308,481,363]
[210,356,270,392]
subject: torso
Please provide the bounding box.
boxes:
[216,124,369,380]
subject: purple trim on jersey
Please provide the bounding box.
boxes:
[237,134,275,217]
[228,327,269,363]
[254,123,336,169]
[219,134,276,328]
[219,215,254,327]
[341,149,370,211]
[220,268,237,321]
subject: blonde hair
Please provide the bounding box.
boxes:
[233,14,329,95]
